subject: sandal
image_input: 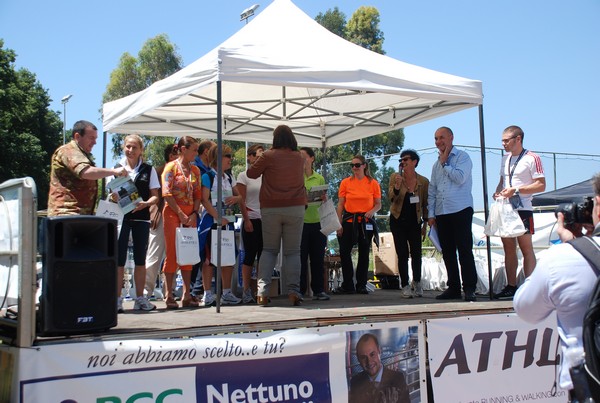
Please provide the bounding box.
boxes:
[182,295,200,308]
[165,297,179,310]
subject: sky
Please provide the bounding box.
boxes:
[2,0,599,209]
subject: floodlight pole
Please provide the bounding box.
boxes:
[240,4,259,24]
[240,4,260,161]
[61,94,73,144]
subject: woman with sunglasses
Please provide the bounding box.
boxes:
[198,143,243,306]
[247,125,306,306]
[389,149,429,298]
[162,136,202,309]
[335,155,382,294]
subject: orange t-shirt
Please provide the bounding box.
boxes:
[338,176,381,213]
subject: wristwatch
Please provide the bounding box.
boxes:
[514,187,520,195]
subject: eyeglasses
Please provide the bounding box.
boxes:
[400,157,412,162]
[224,154,233,159]
[350,163,364,168]
[501,136,517,144]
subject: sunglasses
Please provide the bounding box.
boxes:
[400,157,412,162]
[350,162,364,168]
[224,154,233,159]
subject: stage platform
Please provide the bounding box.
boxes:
[35,289,514,345]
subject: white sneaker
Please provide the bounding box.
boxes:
[201,293,216,307]
[117,297,124,313]
[242,288,255,304]
[221,291,242,305]
[401,285,414,298]
[413,280,423,297]
[134,296,157,311]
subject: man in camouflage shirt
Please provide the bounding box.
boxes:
[48,120,127,216]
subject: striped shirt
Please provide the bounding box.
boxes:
[428,146,473,217]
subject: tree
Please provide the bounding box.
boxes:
[0,39,63,210]
[103,34,183,165]
[315,7,347,38]
[315,7,402,215]
[346,6,385,55]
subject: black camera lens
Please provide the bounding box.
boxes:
[555,197,594,225]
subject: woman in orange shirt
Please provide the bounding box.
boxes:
[335,155,382,294]
[162,136,202,309]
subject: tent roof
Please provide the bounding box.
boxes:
[532,179,594,207]
[102,0,483,147]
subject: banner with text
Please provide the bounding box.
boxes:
[427,313,568,403]
[15,321,426,403]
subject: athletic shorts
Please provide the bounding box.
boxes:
[518,210,534,235]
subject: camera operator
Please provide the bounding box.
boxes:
[514,172,600,398]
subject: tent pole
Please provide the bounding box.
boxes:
[216,80,223,313]
[321,139,327,182]
[478,105,493,300]
[101,131,107,198]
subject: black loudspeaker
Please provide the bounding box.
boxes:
[40,216,118,335]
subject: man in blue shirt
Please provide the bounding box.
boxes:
[427,126,478,302]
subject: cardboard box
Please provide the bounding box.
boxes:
[372,232,399,276]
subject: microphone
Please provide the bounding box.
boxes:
[399,165,403,176]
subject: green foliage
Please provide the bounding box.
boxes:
[144,137,178,167]
[315,7,347,38]
[0,39,63,209]
[103,34,183,163]
[346,6,385,55]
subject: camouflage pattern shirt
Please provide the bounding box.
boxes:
[48,140,97,216]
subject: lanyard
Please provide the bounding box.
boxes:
[507,149,527,187]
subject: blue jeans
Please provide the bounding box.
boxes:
[257,206,304,297]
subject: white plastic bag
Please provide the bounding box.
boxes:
[95,198,124,232]
[175,226,201,266]
[318,199,341,235]
[211,229,236,266]
[484,198,526,238]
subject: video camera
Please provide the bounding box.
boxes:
[555,197,594,225]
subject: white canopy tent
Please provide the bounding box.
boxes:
[102,0,483,147]
[102,0,494,301]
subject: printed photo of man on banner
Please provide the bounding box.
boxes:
[346,326,422,403]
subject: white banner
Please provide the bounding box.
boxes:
[427,313,568,403]
[10,321,425,403]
